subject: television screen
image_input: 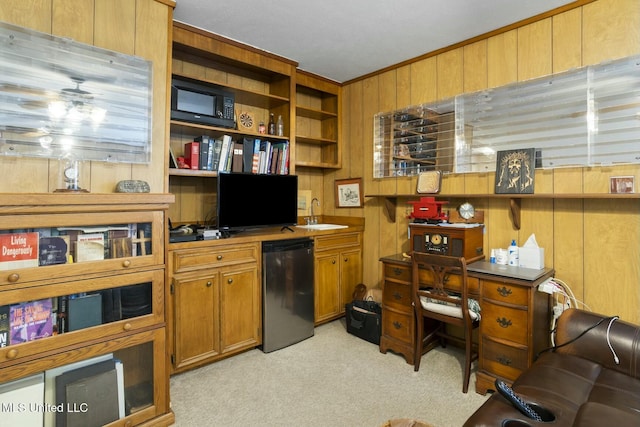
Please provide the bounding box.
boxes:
[217,173,298,232]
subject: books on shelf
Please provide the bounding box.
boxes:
[0,232,39,270]
[231,141,244,172]
[75,233,105,262]
[9,298,54,345]
[0,304,9,347]
[39,236,70,266]
[184,141,199,170]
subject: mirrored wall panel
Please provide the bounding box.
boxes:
[0,21,152,164]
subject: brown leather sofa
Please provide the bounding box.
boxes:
[464,308,640,427]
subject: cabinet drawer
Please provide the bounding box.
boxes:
[382,307,413,344]
[481,300,529,346]
[383,280,413,311]
[172,244,258,273]
[384,264,411,283]
[482,336,528,382]
[482,280,529,306]
[315,233,360,251]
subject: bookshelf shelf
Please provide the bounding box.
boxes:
[0,193,174,426]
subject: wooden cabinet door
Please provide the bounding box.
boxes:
[339,248,363,313]
[173,273,220,369]
[314,251,341,323]
[220,265,260,354]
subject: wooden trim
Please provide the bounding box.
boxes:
[344,0,598,85]
[172,21,298,67]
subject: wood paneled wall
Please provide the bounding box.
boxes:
[0,0,174,194]
[337,0,640,322]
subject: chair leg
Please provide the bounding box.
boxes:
[462,328,472,393]
[414,314,423,372]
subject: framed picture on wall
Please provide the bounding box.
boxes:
[335,178,363,208]
[495,148,536,194]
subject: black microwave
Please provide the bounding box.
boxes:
[171,75,235,128]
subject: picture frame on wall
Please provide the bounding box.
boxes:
[495,148,536,194]
[609,176,635,194]
[335,178,363,208]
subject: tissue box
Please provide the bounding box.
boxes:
[519,247,544,269]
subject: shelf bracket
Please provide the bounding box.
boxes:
[509,198,521,230]
[383,197,397,222]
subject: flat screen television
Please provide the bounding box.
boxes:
[217,173,298,232]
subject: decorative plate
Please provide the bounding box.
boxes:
[239,112,254,130]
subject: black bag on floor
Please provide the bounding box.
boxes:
[345,299,382,345]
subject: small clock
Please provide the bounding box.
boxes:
[430,234,443,246]
[239,112,254,130]
[458,202,476,220]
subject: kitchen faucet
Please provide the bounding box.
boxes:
[309,197,320,224]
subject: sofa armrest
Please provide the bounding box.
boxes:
[554,308,640,378]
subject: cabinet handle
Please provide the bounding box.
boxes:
[227,278,233,284]
[497,355,512,366]
[217,255,223,260]
[393,268,403,276]
[393,321,403,329]
[496,317,513,328]
[344,257,348,262]
[497,286,512,297]
[6,349,18,359]
[206,281,212,287]
[393,292,402,300]
[8,273,20,283]
[332,260,336,264]
[122,260,131,268]
[123,323,132,331]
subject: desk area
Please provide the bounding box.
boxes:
[379,254,554,395]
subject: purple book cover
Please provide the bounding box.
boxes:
[10,298,53,344]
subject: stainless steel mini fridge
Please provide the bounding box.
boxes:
[261,238,314,353]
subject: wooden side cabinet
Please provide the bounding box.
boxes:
[0,193,174,427]
[314,232,362,325]
[168,242,261,373]
[379,254,553,395]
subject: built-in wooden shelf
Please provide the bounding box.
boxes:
[366,193,640,229]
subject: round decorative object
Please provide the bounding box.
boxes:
[430,234,443,246]
[239,112,254,130]
[458,202,476,220]
[64,165,78,181]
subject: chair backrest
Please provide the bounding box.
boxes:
[411,251,474,324]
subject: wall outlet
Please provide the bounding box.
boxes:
[538,278,555,294]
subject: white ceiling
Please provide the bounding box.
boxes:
[173,0,576,83]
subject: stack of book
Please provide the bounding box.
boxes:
[181,134,290,174]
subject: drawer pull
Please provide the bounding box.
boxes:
[496,317,513,328]
[393,268,403,276]
[8,273,20,283]
[497,355,512,366]
[217,255,223,260]
[123,323,132,331]
[122,260,131,268]
[6,349,18,359]
[393,292,402,300]
[497,286,512,297]
[227,278,233,284]
[206,281,212,287]
[332,260,336,264]
[393,321,403,329]
[344,257,348,262]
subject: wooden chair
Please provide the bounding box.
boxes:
[411,252,480,393]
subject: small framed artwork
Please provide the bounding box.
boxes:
[495,148,536,194]
[335,178,363,208]
[610,176,635,194]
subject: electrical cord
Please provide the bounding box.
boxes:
[535,315,620,363]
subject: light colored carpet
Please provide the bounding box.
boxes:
[170,319,489,427]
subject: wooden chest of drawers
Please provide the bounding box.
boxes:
[379,254,553,394]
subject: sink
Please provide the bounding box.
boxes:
[295,224,349,230]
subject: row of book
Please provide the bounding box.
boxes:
[0,284,152,348]
[0,225,152,270]
[181,134,290,175]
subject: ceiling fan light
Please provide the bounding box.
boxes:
[48,101,66,119]
[91,107,106,124]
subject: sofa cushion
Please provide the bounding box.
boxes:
[573,402,640,427]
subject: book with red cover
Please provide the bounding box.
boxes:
[0,232,39,270]
[184,141,200,170]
